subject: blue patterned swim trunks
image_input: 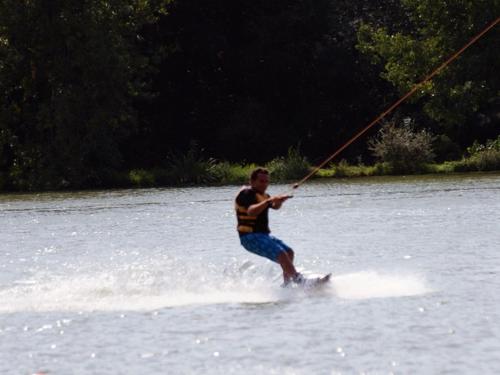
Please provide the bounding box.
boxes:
[239,233,292,262]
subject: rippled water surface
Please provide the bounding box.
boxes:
[1,173,499,374]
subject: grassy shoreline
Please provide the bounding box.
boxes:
[125,158,500,188]
[1,151,499,192]
[121,144,499,188]
[1,164,499,195]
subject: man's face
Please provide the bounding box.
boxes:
[251,173,269,194]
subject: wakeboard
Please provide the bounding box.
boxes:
[283,273,332,289]
[302,273,331,288]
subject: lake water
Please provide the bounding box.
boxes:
[1,173,499,374]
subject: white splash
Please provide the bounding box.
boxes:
[331,271,431,300]
[0,263,283,313]
[0,265,431,313]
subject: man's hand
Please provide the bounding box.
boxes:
[268,194,292,209]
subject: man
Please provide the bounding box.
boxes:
[235,167,304,285]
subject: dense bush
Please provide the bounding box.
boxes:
[369,121,435,174]
[425,136,500,173]
[129,169,157,187]
[211,162,254,185]
[265,147,311,182]
[457,136,500,171]
[166,143,217,185]
[467,150,500,171]
[330,159,377,177]
[433,134,462,162]
[467,136,500,155]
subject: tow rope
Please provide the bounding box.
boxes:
[291,17,500,191]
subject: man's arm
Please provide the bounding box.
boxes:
[247,194,292,215]
[247,199,272,216]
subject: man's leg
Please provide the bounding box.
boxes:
[241,234,301,284]
[277,250,298,284]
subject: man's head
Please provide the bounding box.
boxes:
[250,167,270,193]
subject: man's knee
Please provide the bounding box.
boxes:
[287,249,294,259]
[277,250,291,263]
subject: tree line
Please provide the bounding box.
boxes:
[0,0,498,190]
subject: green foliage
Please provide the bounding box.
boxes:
[424,161,459,174]
[211,162,255,185]
[425,136,500,173]
[0,0,498,191]
[458,136,500,171]
[372,162,393,175]
[331,160,351,178]
[315,168,335,178]
[265,147,311,182]
[166,142,218,185]
[149,0,401,165]
[368,121,435,174]
[465,150,500,171]
[329,159,377,178]
[357,0,500,137]
[0,0,168,190]
[129,169,156,187]
[467,136,500,155]
[433,134,462,162]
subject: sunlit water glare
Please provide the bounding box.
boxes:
[1,173,499,374]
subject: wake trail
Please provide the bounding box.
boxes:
[0,261,432,313]
[332,271,431,300]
